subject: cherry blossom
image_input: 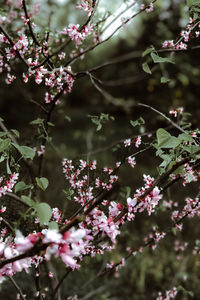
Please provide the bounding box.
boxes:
[0,173,19,197]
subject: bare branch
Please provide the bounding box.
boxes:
[8,276,26,300]
[22,0,41,47]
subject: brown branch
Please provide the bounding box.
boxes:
[8,276,26,300]
[6,192,30,207]
[80,0,98,29]
[22,0,41,47]
[44,261,61,300]
[35,266,44,300]
[138,103,186,134]
[50,268,71,300]
[1,218,15,233]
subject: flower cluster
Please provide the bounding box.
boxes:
[141,2,154,13]
[124,138,131,147]
[127,156,136,168]
[162,18,200,50]
[61,24,93,48]
[135,136,141,148]
[169,107,183,117]
[34,145,45,156]
[0,173,19,198]
[127,175,162,219]
[76,0,92,16]
[156,287,177,300]
[0,227,88,277]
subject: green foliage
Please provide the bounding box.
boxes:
[130,117,145,127]
[156,128,181,149]
[36,177,49,191]
[151,52,175,64]
[0,138,11,152]
[142,62,152,74]
[12,144,35,160]
[161,76,170,83]
[88,113,115,131]
[35,202,52,225]
[63,188,74,201]
[15,181,33,193]
[142,46,155,57]
[177,285,194,297]
[21,195,35,207]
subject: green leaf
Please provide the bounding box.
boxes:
[177,285,194,297]
[0,155,5,162]
[15,181,32,193]
[0,132,7,137]
[48,221,59,230]
[142,62,152,74]
[36,177,49,191]
[21,195,34,206]
[142,46,155,57]
[46,136,52,142]
[96,123,102,131]
[130,117,145,127]
[63,189,74,200]
[187,0,200,7]
[151,52,175,64]
[187,173,194,183]
[0,138,11,152]
[13,144,35,160]
[156,128,181,148]
[161,76,170,83]
[47,122,55,127]
[30,118,44,125]
[172,227,177,235]
[178,73,189,86]
[35,202,52,225]
[159,154,171,168]
[11,129,20,138]
[179,133,194,143]
[173,165,184,175]
[65,115,71,122]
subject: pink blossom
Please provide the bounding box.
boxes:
[42,229,62,244]
[145,2,154,13]
[135,136,141,148]
[61,24,93,48]
[5,73,16,84]
[162,40,175,49]
[124,138,131,147]
[0,173,19,197]
[76,0,92,16]
[127,156,136,168]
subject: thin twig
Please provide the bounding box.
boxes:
[1,218,15,233]
[22,0,41,47]
[6,192,30,207]
[137,103,186,134]
[8,276,26,300]
[50,268,71,300]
